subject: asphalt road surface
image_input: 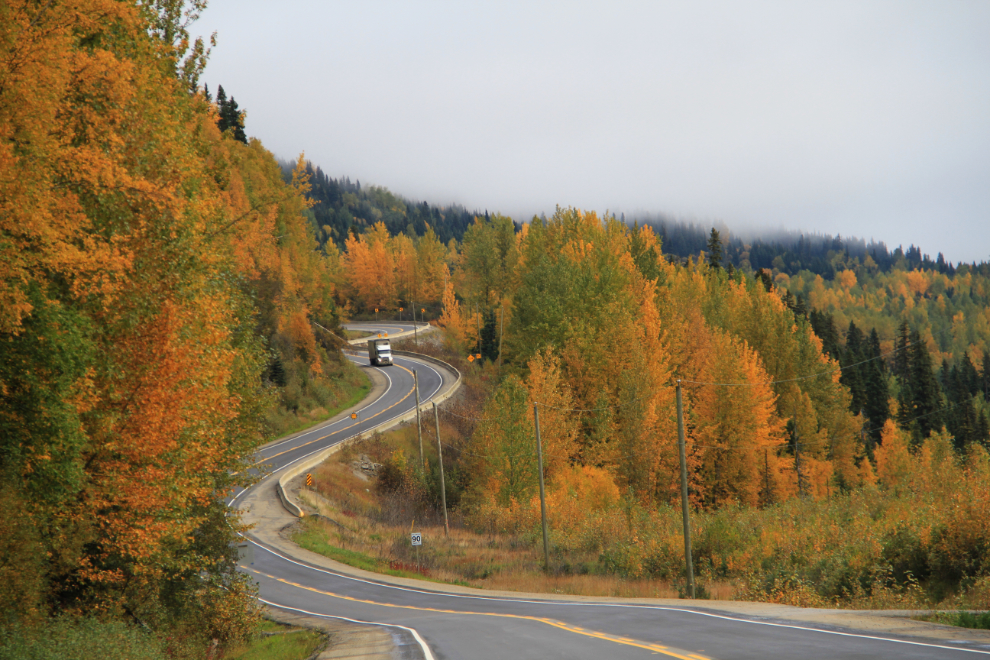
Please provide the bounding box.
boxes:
[232,324,990,659]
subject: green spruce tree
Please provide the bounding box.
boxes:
[862,329,890,445]
[905,330,942,444]
[840,321,867,415]
[707,228,723,270]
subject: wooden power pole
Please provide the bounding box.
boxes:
[675,380,695,599]
[433,401,449,536]
[533,404,550,571]
[414,370,423,470]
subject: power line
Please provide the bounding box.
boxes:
[680,339,919,388]
[534,341,921,411]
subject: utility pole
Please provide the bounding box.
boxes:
[533,404,550,572]
[497,301,505,370]
[764,448,771,506]
[414,370,424,470]
[795,431,805,497]
[476,302,481,357]
[675,380,695,599]
[413,300,418,348]
[433,401,449,536]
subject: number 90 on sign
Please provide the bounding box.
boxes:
[410,532,422,546]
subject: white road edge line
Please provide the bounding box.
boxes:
[257,357,392,453]
[400,355,442,401]
[239,354,988,656]
[229,364,390,509]
[242,537,990,656]
[255,596,436,660]
[229,356,437,510]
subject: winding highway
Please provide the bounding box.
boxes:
[231,322,990,660]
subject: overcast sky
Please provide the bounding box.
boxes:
[195,1,990,264]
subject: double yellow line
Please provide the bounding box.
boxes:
[251,364,417,467]
[245,567,712,660]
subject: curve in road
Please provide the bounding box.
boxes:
[233,337,990,659]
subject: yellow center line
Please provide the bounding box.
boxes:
[245,567,711,660]
[250,365,417,467]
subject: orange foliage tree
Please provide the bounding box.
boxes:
[0,0,347,646]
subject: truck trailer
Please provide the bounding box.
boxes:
[367,338,393,366]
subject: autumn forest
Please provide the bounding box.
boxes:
[3,0,990,657]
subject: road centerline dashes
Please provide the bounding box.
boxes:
[244,567,710,660]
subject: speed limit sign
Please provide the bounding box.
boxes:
[411,532,422,546]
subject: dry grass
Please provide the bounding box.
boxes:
[295,490,689,598]
[296,435,700,599]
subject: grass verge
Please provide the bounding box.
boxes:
[265,355,371,440]
[223,620,326,660]
[294,518,454,583]
[916,611,990,630]
[275,378,370,439]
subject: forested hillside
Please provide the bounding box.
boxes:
[278,160,483,249]
[0,1,354,656]
[320,208,990,605]
[4,0,990,645]
[621,214,981,280]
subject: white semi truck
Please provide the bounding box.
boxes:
[367,338,393,366]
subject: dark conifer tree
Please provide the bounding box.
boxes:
[215,84,247,143]
[905,330,942,443]
[893,320,911,380]
[479,308,498,362]
[978,410,990,448]
[215,83,226,113]
[939,359,952,392]
[756,269,774,292]
[707,228,723,270]
[840,321,867,415]
[960,352,980,397]
[809,310,841,362]
[863,329,890,444]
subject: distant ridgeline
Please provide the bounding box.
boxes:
[627,214,988,279]
[280,160,987,447]
[279,160,484,248]
[279,161,985,280]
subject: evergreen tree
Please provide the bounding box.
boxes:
[978,410,990,448]
[214,84,247,143]
[479,307,499,362]
[938,359,952,396]
[215,83,226,111]
[984,352,990,400]
[904,330,942,443]
[960,352,980,397]
[840,321,867,415]
[809,310,841,362]
[948,394,979,450]
[862,329,889,444]
[756,269,774,292]
[707,227,723,270]
[893,320,911,380]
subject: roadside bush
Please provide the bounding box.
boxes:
[0,617,167,660]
